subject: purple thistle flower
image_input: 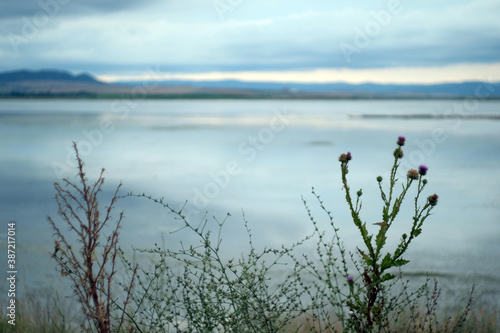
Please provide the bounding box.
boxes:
[347,276,354,281]
[397,136,406,146]
[419,165,428,176]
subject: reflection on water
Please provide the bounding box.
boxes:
[1,99,499,310]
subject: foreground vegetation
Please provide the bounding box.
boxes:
[2,137,498,332]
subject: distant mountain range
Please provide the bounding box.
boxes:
[1,69,499,99]
[0,69,101,84]
[0,69,108,97]
[129,79,500,97]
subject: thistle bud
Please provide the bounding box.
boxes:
[357,189,363,197]
[427,193,439,206]
[347,276,354,292]
[393,147,404,159]
[376,175,383,182]
[397,136,406,146]
[339,152,352,163]
[407,169,419,180]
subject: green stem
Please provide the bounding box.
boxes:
[341,165,375,262]
[385,155,400,218]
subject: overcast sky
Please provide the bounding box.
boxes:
[0,0,499,83]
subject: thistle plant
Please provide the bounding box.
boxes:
[294,136,465,332]
[338,135,440,331]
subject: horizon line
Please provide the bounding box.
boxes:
[2,63,499,86]
[97,63,500,85]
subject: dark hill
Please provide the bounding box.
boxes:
[0,69,103,84]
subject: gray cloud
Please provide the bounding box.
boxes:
[0,0,158,19]
[0,0,499,76]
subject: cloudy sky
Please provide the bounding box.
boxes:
[0,0,499,83]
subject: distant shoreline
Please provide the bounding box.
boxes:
[352,113,500,120]
[2,70,500,101]
[1,94,500,100]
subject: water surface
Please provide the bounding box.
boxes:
[1,99,499,308]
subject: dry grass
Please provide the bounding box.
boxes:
[0,289,81,333]
[1,293,496,333]
[284,307,498,333]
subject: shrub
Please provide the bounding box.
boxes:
[45,137,483,332]
[118,200,310,332]
[47,142,137,333]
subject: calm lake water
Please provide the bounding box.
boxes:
[1,99,499,311]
